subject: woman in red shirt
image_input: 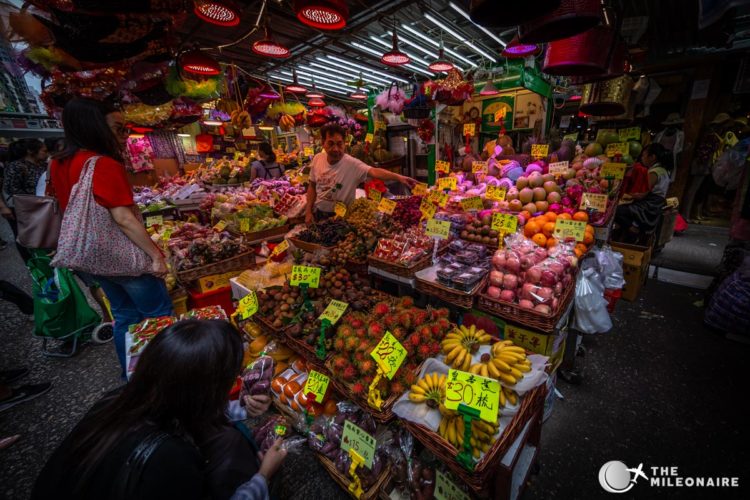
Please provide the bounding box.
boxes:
[50,98,172,377]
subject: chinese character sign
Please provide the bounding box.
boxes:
[444,369,500,423]
[370,332,407,380]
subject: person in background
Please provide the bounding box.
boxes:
[0,149,9,251]
[32,320,286,500]
[1,138,48,260]
[33,138,65,197]
[50,98,172,377]
[306,123,417,223]
[250,142,284,180]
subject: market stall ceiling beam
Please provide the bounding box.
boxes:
[399,24,478,67]
[423,13,498,62]
[319,55,410,83]
[298,64,383,86]
[447,1,507,47]
[307,61,392,85]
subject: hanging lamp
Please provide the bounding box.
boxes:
[428,40,454,72]
[306,79,324,99]
[179,50,222,76]
[479,74,499,95]
[285,69,308,94]
[351,88,367,100]
[294,0,349,30]
[252,21,291,58]
[381,24,410,67]
[259,82,281,100]
[501,35,542,58]
[308,97,326,107]
[193,0,241,27]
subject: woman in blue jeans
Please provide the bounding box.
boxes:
[50,98,173,377]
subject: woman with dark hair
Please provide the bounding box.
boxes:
[50,98,172,377]
[32,320,286,500]
[250,142,284,180]
[615,142,673,243]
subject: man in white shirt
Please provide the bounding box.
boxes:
[305,123,416,224]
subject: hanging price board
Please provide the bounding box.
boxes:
[531,144,549,159]
[461,196,484,212]
[491,213,518,234]
[605,142,629,157]
[270,239,289,257]
[554,219,586,241]
[365,133,374,144]
[471,161,488,174]
[420,197,437,219]
[435,160,450,174]
[618,127,641,141]
[429,190,449,208]
[341,421,376,469]
[303,370,330,403]
[563,132,579,142]
[548,161,569,177]
[463,123,475,136]
[485,185,506,201]
[304,147,314,156]
[412,183,428,196]
[445,369,500,424]
[237,291,258,320]
[370,332,407,380]
[580,193,608,212]
[377,198,397,215]
[426,218,451,239]
[290,265,321,288]
[435,471,471,500]
[318,300,348,325]
[213,220,228,232]
[145,215,163,227]
[437,177,457,191]
[334,202,347,217]
[238,218,250,233]
[368,189,382,203]
[601,162,627,180]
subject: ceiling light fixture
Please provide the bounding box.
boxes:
[193,0,240,27]
[258,118,275,131]
[306,79,324,99]
[428,40,455,72]
[323,55,409,83]
[179,50,222,76]
[501,35,542,58]
[369,36,430,68]
[308,97,326,107]
[479,75,499,95]
[424,13,498,62]
[351,88,368,100]
[380,26,410,66]
[285,69,307,94]
[294,0,348,31]
[177,133,191,137]
[400,25,477,67]
[252,21,290,58]
[448,2,507,47]
[202,120,223,126]
[258,82,281,99]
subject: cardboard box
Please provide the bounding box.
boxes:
[611,241,652,301]
[504,322,567,358]
[195,271,239,294]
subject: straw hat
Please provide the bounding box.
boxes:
[709,112,732,125]
[662,113,684,125]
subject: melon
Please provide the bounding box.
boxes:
[533,187,547,201]
[584,143,603,157]
[519,187,534,204]
[528,172,544,188]
[620,154,634,165]
[628,141,642,158]
[597,132,619,146]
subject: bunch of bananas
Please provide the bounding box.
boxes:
[231,109,251,129]
[441,325,492,371]
[500,386,519,407]
[409,372,446,409]
[438,415,499,458]
[279,114,296,131]
[489,340,531,386]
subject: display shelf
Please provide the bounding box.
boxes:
[367,266,415,288]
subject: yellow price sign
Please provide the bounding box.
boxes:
[237,291,258,320]
[270,239,289,257]
[601,162,627,180]
[412,182,428,196]
[368,189,382,203]
[471,161,488,174]
[145,215,163,227]
[445,369,500,424]
[580,193,608,212]
[304,370,331,404]
[365,133,374,144]
[370,331,407,380]
[605,142,629,157]
[437,177,457,191]
[238,218,250,233]
[304,147,314,156]
[548,161,569,177]
[377,198,397,215]
[554,219,587,242]
[461,196,483,212]
[426,218,451,239]
[290,265,321,288]
[435,471,470,500]
[334,202,347,217]
[491,213,518,234]
[429,190,449,208]
[318,299,348,325]
[374,121,387,132]
[435,160,450,173]
[463,123,476,136]
[531,144,549,159]
[494,108,507,123]
[213,220,228,232]
[486,185,507,202]
[341,421,376,469]
[563,132,578,142]
[618,127,641,141]
[420,197,437,220]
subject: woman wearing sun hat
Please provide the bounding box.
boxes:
[655,112,684,182]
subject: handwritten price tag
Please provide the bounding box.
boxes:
[370,332,407,380]
[426,218,451,239]
[368,189,382,203]
[445,369,500,424]
[601,162,626,180]
[437,177,457,191]
[270,239,289,257]
[377,198,397,215]
[548,161,569,177]
[237,291,258,320]
[471,161,488,174]
[619,127,641,141]
[554,219,586,242]
[304,147,314,156]
[563,132,578,142]
[580,193,608,212]
[491,213,518,234]
[429,190,449,208]
[605,142,629,157]
[145,215,163,228]
[290,265,321,288]
[420,197,437,219]
[486,185,506,201]
[463,123,475,136]
[341,421,376,469]
[531,144,549,159]
[435,471,471,500]
[365,133,374,144]
[318,299,348,325]
[412,183,428,196]
[494,108,507,123]
[213,220,228,232]
[435,160,450,174]
[334,202,347,217]
[238,218,250,232]
[304,370,330,403]
[461,196,483,212]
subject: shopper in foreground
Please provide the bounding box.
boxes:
[32,320,286,500]
[49,98,173,377]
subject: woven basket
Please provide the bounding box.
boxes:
[283,330,330,369]
[519,0,602,43]
[288,236,335,254]
[542,26,615,76]
[477,277,575,333]
[230,224,290,244]
[317,453,392,500]
[174,250,257,283]
[415,275,487,309]
[402,385,546,498]
[567,37,628,85]
[469,0,560,26]
[580,75,633,117]
[254,315,290,338]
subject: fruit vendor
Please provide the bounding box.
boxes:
[305,123,417,223]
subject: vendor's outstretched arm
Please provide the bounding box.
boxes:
[369,167,417,188]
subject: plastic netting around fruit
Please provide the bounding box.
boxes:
[239,355,275,404]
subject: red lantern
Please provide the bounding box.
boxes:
[294,0,348,31]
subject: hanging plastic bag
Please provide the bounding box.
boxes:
[572,267,613,333]
[593,245,625,290]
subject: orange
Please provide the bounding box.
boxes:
[290,399,300,412]
[558,212,572,220]
[574,248,583,258]
[544,211,558,222]
[585,224,594,234]
[583,232,594,245]
[324,399,338,416]
[575,243,588,255]
[542,222,556,237]
[546,237,558,249]
[520,210,532,221]
[532,233,548,247]
[524,221,541,237]
[573,211,589,222]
